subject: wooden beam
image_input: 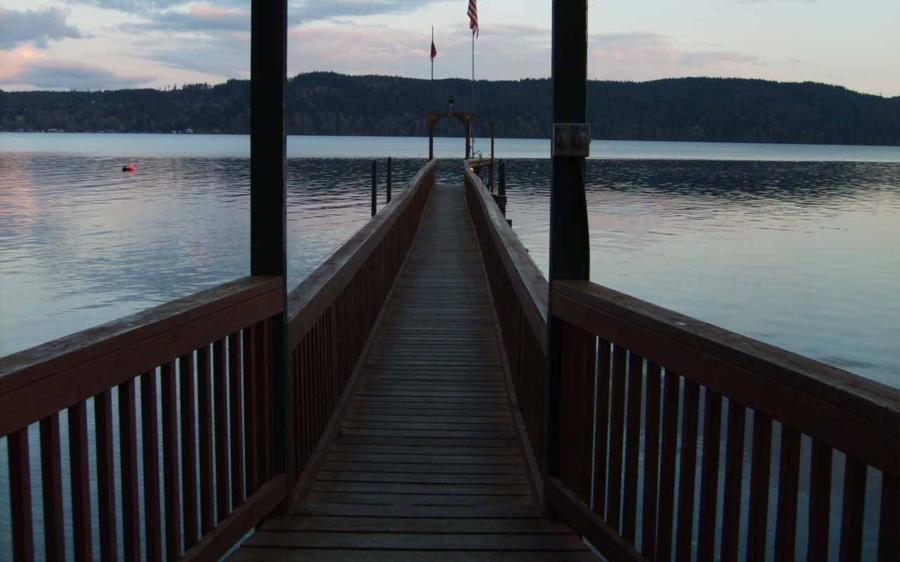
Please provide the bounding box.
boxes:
[544,0,590,484]
[250,0,293,509]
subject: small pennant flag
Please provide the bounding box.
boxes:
[431,39,438,59]
[467,0,479,37]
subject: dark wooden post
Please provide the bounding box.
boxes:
[489,122,495,192]
[250,0,293,506]
[428,118,435,160]
[371,159,377,217]
[498,160,507,198]
[465,118,471,159]
[544,0,591,506]
[386,157,392,203]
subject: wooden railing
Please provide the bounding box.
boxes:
[0,276,285,562]
[0,159,437,561]
[285,159,436,501]
[464,163,549,480]
[548,280,899,562]
[464,161,900,562]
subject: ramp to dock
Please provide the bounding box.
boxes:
[233,183,592,560]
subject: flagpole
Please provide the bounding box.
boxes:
[471,31,475,154]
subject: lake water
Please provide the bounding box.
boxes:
[2,133,897,388]
[0,133,898,559]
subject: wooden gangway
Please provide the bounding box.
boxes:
[234,183,591,560]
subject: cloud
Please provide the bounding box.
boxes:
[0,7,85,49]
[291,0,443,23]
[1,60,152,90]
[61,0,198,13]
[589,31,762,80]
[140,4,249,32]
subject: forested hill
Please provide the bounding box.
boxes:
[2,72,898,145]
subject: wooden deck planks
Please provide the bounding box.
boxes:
[233,184,590,561]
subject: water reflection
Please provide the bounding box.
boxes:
[0,154,425,356]
[501,159,900,387]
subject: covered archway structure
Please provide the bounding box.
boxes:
[426,111,474,159]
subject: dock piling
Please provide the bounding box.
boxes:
[387,157,392,203]
[371,159,377,217]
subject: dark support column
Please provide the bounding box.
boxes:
[250,0,292,507]
[544,0,590,506]
[386,157,392,203]
[371,160,378,217]
[489,122,495,192]
[428,120,435,160]
[465,119,471,159]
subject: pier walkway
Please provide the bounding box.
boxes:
[233,183,592,560]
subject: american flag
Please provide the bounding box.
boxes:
[467,0,479,37]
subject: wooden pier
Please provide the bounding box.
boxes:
[1,0,898,560]
[234,183,591,560]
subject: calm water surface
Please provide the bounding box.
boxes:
[1,133,898,386]
[0,133,898,559]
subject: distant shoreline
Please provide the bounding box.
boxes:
[3,131,900,150]
[2,72,898,147]
[3,133,898,163]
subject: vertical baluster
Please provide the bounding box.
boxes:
[747,412,773,562]
[243,327,259,494]
[839,457,867,562]
[141,371,162,562]
[8,428,34,562]
[592,339,611,518]
[118,380,141,562]
[640,361,662,558]
[775,425,801,561]
[228,332,245,506]
[656,370,680,561]
[213,339,230,522]
[879,473,899,562]
[698,389,723,560]
[258,320,272,481]
[95,390,118,561]
[675,380,701,561]
[806,440,832,562]
[179,353,198,548]
[69,402,93,562]
[40,414,65,561]
[622,352,644,542]
[606,344,627,530]
[197,345,214,534]
[557,322,596,502]
[161,361,182,561]
[721,400,746,562]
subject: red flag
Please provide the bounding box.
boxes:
[431,40,437,59]
[467,0,479,37]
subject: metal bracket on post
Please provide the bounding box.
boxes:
[552,123,591,157]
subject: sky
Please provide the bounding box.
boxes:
[0,0,898,96]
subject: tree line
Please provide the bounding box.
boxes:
[2,72,897,146]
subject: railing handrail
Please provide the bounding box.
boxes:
[464,161,548,352]
[0,275,283,437]
[553,278,900,475]
[287,159,437,348]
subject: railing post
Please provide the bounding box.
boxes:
[544,0,590,514]
[386,157,392,203]
[493,159,507,217]
[371,159,378,217]
[250,0,293,508]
